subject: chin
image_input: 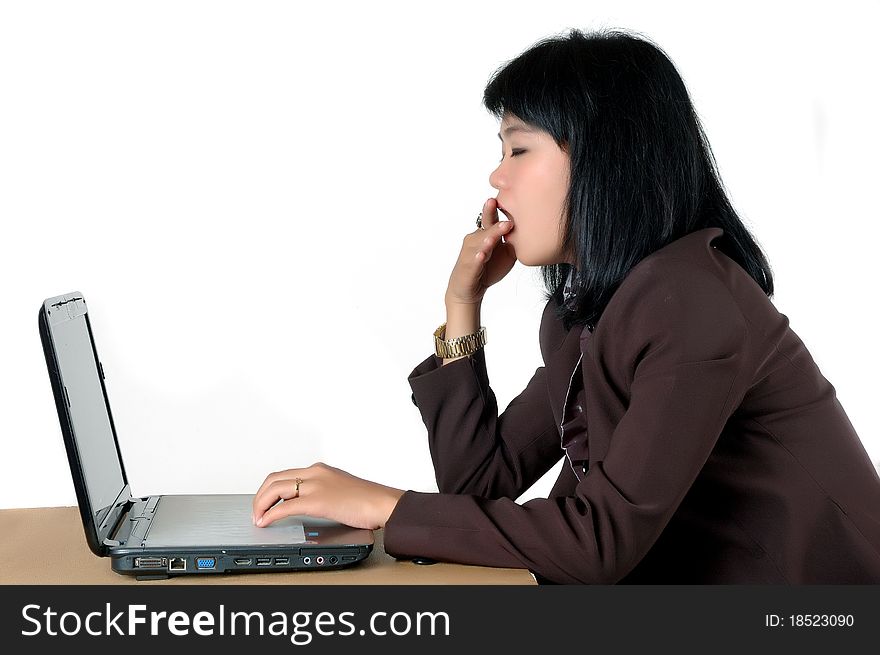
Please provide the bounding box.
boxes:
[515,255,542,267]
[514,250,547,267]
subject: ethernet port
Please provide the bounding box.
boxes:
[169,558,187,571]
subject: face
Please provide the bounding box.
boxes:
[490,113,572,266]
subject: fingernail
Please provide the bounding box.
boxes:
[256,517,263,526]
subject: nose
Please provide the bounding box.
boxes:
[489,161,504,191]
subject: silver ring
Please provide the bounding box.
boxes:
[476,212,485,230]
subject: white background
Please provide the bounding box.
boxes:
[1,0,878,511]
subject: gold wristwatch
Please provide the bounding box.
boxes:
[434,322,487,358]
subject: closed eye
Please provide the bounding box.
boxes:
[499,149,526,162]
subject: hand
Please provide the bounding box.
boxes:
[252,462,406,531]
[445,197,517,306]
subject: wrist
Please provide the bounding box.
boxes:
[444,291,483,310]
[379,488,406,528]
[444,298,482,330]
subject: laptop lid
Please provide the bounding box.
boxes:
[40,292,375,566]
[38,292,133,557]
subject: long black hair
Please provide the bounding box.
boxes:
[482,27,774,331]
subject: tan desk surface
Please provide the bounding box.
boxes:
[0,506,535,585]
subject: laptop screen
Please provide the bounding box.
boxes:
[43,295,126,527]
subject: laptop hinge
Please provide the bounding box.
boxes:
[103,495,160,548]
[98,485,137,549]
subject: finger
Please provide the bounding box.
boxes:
[253,473,277,505]
[476,221,514,260]
[253,478,304,523]
[253,472,283,519]
[479,197,500,230]
[252,462,329,517]
[257,496,314,528]
[254,469,288,499]
[252,481,289,523]
[253,468,308,509]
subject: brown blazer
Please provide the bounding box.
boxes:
[383,227,880,583]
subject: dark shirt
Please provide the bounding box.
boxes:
[384,227,880,583]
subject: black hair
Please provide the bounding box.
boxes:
[482,27,774,331]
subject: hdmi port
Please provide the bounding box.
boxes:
[233,558,253,566]
[256,557,272,566]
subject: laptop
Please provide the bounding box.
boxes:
[38,291,374,579]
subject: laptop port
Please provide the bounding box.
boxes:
[256,557,272,566]
[329,556,338,564]
[274,557,289,565]
[168,558,186,571]
[302,556,312,565]
[135,557,166,569]
[316,556,325,565]
[196,557,216,569]
[233,558,252,566]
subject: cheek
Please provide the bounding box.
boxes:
[512,221,550,260]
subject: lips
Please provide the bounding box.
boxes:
[495,202,513,221]
[495,202,514,244]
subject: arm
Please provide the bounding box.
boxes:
[409,346,562,500]
[388,263,755,583]
[409,197,557,498]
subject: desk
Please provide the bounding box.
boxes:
[0,506,535,584]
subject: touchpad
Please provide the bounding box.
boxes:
[143,494,306,547]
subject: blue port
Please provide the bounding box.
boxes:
[196,557,216,569]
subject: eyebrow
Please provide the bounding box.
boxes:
[497,125,536,140]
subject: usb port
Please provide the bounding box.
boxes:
[274,557,289,565]
[256,557,272,566]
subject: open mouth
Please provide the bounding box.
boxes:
[499,210,515,245]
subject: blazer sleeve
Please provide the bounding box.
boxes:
[385,262,755,584]
[407,345,563,500]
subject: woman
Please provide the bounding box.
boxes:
[252,28,880,583]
